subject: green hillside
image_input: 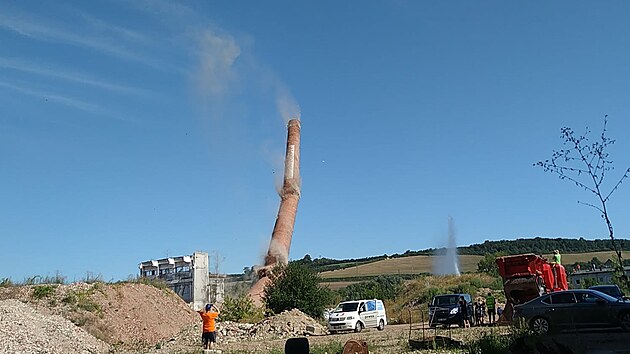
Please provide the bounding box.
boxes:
[296,237,629,274]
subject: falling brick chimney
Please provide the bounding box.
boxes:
[249,119,301,305]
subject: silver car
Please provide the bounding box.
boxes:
[513,289,630,334]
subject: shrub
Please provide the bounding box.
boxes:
[24,276,41,285]
[222,293,264,322]
[62,292,78,305]
[41,272,66,284]
[264,263,333,319]
[310,341,343,354]
[0,278,13,287]
[82,272,104,284]
[448,283,477,297]
[467,326,532,354]
[467,331,512,354]
[338,275,403,301]
[32,285,56,299]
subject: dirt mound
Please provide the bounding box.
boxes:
[91,283,198,346]
[0,282,198,348]
[0,299,109,354]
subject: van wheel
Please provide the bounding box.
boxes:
[354,321,364,333]
[377,320,385,331]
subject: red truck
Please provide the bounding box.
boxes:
[495,254,568,322]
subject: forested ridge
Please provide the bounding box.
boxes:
[295,237,630,273]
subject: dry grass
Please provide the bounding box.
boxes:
[319,255,483,279]
[539,250,619,265]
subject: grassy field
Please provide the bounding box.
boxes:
[319,250,621,280]
[319,254,483,279]
[542,250,619,266]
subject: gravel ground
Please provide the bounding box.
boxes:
[0,299,109,354]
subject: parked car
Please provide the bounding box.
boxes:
[513,289,630,334]
[589,285,627,301]
[327,299,387,333]
[428,293,474,327]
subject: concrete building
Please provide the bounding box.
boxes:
[568,266,630,288]
[139,251,224,310]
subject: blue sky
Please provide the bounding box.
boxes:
[2,1,630,281]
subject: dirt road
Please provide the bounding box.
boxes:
[219,323,493,354]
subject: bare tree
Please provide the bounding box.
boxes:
[535,116,629,284]
[209,250,225,275]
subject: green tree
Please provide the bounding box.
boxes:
[263,262,333,319]
[222,293,264,323]
[536,116,630,291]
[338,275,403,301]
[477,253,504,277]
[581,277,600,289]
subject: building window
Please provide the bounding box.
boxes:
[175,266,190,273]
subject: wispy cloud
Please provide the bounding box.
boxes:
[0,11,174,71]
[0,57,153,98]
[0,81,99,112]
[0,81,125,121]
[78,12,152,44]
[129,0,200,25]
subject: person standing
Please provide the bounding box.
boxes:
[474,299,484,326]
[458,296,470,328]
[486,293,496,324]
[198,303,220,350]
[553,249,562,265]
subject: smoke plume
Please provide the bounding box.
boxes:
[275,84,300,123]
[196,30,241,97]
[433,216,461,276]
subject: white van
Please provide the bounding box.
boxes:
[327,299,387,333]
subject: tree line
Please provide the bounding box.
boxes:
[295,237,630,273]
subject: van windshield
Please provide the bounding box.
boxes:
[432,295,459,306]
[334,302,359,312]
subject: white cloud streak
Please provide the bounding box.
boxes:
[0,81,124,121]
[0,57,152,97]
[0,12,175,71]
[78,12,151,44]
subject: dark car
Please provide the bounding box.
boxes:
[514,289,630,334]
[589,285,627,301]
[428,293,474,327]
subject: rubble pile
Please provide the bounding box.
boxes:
[216,321,255,343]
[0,299,109,354]
[249,309,327,338]
[217,309,327,342]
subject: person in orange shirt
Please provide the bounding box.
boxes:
[198,303,220,350]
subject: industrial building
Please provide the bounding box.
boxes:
[138,252,224,310]
[568,266,630,288]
